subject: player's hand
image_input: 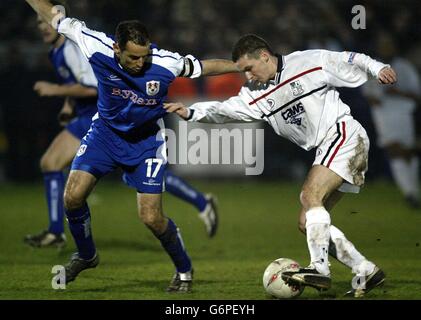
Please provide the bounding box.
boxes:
[33,81,59,97]
[163,102,189,119]
[378,67,397,85]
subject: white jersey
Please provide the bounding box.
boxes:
[189,50,388,151]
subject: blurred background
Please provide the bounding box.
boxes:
[0,0,420,184]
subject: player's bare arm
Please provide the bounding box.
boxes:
[33,81,97,98]
[25,0,61,26]
[201,59,239,76]
[378,66,397,84]
[164,102,189,119]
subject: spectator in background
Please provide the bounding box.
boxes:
[364,33,420,209]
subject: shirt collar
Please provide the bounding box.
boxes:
[270,54,285,85]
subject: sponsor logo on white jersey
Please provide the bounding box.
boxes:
[281,102,305,125]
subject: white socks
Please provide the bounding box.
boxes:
[306,208,377,277]
[330,225,375,276]
[305,207,331,276]
[389,157,419,199]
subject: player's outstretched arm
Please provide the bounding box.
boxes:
[34,81,97,98]
[26,0,63,27]
[201,59,239,76]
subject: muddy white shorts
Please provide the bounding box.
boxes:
[313,118,370,193]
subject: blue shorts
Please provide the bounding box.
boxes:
[71,117,167,194]
[66,115,94,140]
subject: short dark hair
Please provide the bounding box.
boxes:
[115,20,150,50]
[232,34,274,62]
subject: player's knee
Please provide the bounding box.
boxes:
[139,205,163,230]
[300,190,315,209]
[40,153,61,172]
[64,187,86,211]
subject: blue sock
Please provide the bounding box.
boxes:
[43,171,65,234]
[157,218,192,273]
[165,171,208,212]
[65,203,96,260]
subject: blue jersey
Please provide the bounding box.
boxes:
[49,38,98,118]
[57,18,202,134]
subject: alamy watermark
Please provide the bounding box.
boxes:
[351,5,366,30]
[156,122,265,176]
[51,265,66,289]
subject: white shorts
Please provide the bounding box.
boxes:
[313,119,370,193]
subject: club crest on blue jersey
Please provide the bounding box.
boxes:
[146,80,160,96]
[290,80,304,96]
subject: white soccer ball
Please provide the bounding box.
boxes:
[263,258,304,299]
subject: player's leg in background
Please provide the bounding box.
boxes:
[165,170,218,237]
[137,192,193,292]
[386,143,420,209]
[24,129,80,247]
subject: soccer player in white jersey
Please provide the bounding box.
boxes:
[164,34,397,297]
[26,0,237,292]
[364,33,420,209]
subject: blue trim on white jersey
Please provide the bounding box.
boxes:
[82,30,114,51]
[149,54,179,60]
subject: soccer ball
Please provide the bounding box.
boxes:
[263,258,304,299]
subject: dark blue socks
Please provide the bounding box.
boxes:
[157,218,192,273]
[65,203,96,260]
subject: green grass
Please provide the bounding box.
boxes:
[0,180,420,299]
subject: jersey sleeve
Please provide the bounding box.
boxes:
[152,48,202,78]
[63,41,98,88]
[188,88,263,123]
[57,17,114,60]
[320,50,389,88]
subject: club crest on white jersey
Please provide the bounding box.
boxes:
[290,80,304,96]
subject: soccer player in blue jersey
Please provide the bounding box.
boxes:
[25,0,236,292]
[24,1,218,249]
[24,4,98,248]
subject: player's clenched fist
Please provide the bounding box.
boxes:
[378,66,397,85]
[33,81,59,96]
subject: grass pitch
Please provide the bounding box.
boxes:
[0,179,420,300]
